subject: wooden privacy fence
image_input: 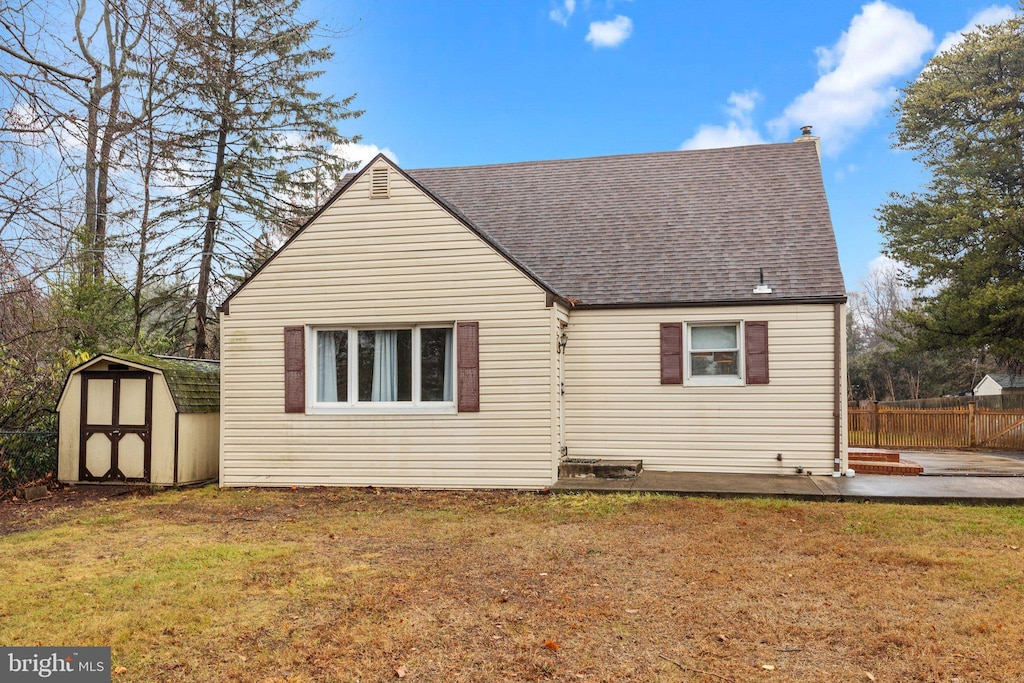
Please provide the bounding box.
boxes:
[849,403,1024,450]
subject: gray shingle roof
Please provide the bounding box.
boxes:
[406,142,845,306]
[110,354,220,413]
[985,374,1024,389]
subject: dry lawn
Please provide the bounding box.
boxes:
[1,486,1023,682]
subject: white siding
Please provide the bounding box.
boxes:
[177,413,220,484]
[220,159,555,489]
[974,376,1002,396]
[563,304,844,475]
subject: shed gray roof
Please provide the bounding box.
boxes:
[97,354,220,413]
[983,374,1024,390]
[406,142,845,306]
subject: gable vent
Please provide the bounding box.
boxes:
[369,167,390,199]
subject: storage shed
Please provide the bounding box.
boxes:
[57,354,220,485]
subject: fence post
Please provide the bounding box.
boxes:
[873,401,880,449]
[968,402,976,447]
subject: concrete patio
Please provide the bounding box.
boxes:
[551,470,1024,504]
[906,449,1024,476]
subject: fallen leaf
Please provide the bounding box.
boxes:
[865,673,876,681]
[625,609,639,614]
[543,640,560,651]
[113,666,128,675]
[762,664,775,671]
[395,665,406,678]
[716,634,729,642]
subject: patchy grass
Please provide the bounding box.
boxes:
[1,488,1023,682]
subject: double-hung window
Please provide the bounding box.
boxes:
[311,325,455,411]
[686,322,744,386]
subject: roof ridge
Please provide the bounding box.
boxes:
[152,354,221,364]
[408,141,806,173]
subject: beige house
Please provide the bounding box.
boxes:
[57,354,220,485]
[218,137,847,489]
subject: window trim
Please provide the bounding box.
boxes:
[684,321,745,387]
[305,324,457,414]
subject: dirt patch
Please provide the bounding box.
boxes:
[0,483,154,535]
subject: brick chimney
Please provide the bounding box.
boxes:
[795,125,820,160]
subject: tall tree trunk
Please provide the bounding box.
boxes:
[132,190,150,346]
[93,81,123,280]
[193,118,229,359]
[81,65,103,285]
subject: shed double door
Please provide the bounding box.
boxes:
[79,371,153,482]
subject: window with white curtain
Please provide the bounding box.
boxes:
[685,322,744,386]
[312,326,454,409]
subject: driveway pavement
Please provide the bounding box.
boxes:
[904,449,1024,476]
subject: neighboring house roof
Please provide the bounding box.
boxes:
[223,142,846,309]
[978,374,1024,391]
[70,353,221,413]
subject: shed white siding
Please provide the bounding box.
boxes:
[220,159,555,489]
[56,357,188,485]
[177,413,220,483]
[563,304,846,474]
[974,376,1001,396]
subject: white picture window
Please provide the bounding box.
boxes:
[686,322,743,385]
[310,325,454,412]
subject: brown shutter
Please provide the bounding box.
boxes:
[660,323,683,385]
[745,321,769,385]
[284,326,305,412]
[457,321,480,412]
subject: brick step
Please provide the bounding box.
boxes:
[849,459,923,476]
[848,449,901,463]
[558,458,643,479]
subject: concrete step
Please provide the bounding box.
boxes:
[849,449,901,463]
[849,459,924,476]
[558,458,643,479]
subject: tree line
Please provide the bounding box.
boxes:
[3,5,1023,425]
[850,11,1023,402]
[1,0,361,430]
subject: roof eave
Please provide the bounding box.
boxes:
[569,294,848,310]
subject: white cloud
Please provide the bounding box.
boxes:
[725,90,759,124]
[549,0,576,26]
[585,15,633,48]
[332,142,399,169]
[867,254,901,274]
[680,90,766,150]
[681,122,766,151]
[767,1,933,155]
[834,163,860,181]
[935,5,1015,55]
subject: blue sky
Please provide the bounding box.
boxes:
[305,1,1019,291]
